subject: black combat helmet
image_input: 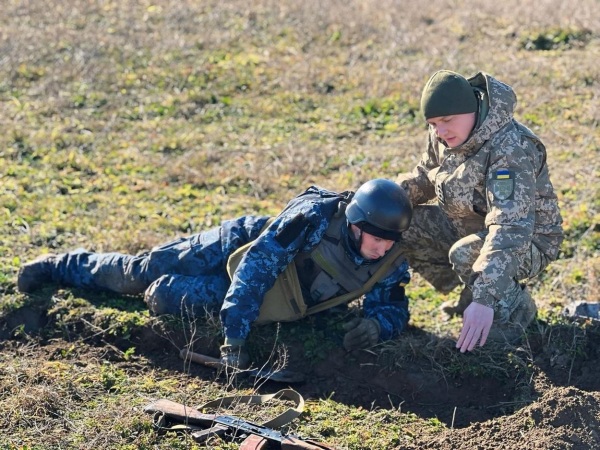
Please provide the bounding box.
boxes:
[345,179,412,241]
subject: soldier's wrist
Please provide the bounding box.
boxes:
[223,337,246,347]
[473,294,496,310]
[368,318,381,336]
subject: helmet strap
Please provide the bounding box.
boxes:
[357,223,364,250]
[346,221,363,254]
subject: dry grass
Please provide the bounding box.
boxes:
[1,0,600,448]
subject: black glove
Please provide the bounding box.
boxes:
[343,318,381,351]
[219,344,250,370]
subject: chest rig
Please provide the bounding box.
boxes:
[227,200,405,325]
[294,203,404,305]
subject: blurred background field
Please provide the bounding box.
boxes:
[0,0,599,448]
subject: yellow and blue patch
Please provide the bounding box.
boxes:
[496,169,511,180]
[491,169,514,200]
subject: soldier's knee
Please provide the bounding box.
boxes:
[448,240,471,272]
[448,234,482,272]
[144,274,224,317]
[144,275,177,315]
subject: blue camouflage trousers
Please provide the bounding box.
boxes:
[49,216,270,315]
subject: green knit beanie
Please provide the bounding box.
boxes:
[420,70,477,119]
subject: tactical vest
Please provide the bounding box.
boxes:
[294,203,404,304]
[226,205,405,324]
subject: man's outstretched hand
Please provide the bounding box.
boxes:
[456,302,494,353]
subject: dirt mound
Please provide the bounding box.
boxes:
[413,386,600,449]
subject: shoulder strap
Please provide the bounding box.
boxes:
[305,246,405,316]
[196,388,305,429]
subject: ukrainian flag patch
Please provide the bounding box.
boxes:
[496,169,511,179]
[491,169,514,200]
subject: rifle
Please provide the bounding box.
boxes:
[145,398,335,449]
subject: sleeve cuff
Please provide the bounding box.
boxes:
[224,337,246,347]
[369,318,381,337]
[473,294,496,309]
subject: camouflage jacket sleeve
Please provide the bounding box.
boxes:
[363,260,411,341]
[220,188,339,341]
[396,131,440,206]
[471,133,537,308]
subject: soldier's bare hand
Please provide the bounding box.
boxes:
[456,302,494,353]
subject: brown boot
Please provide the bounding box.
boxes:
[17,253,57,293]
[487,285,537,343]
[440,287,473,318]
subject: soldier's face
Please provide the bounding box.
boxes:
[426,112,477,148]
[351,225,395,260]
[360,232,394,260]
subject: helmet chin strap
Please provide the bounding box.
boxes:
[357,223,364,250]
[347,221,364,254]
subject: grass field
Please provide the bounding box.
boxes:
[1,0,600,448]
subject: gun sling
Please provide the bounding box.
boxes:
[146,388,305,435]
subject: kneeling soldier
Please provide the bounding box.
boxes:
[396,70,564,352]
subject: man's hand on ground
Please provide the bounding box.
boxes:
[456,302,494,353]
[343,318,380,351]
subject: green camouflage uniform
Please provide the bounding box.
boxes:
[397,73,563,324]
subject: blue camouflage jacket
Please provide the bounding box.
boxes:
[220,186,411,342]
